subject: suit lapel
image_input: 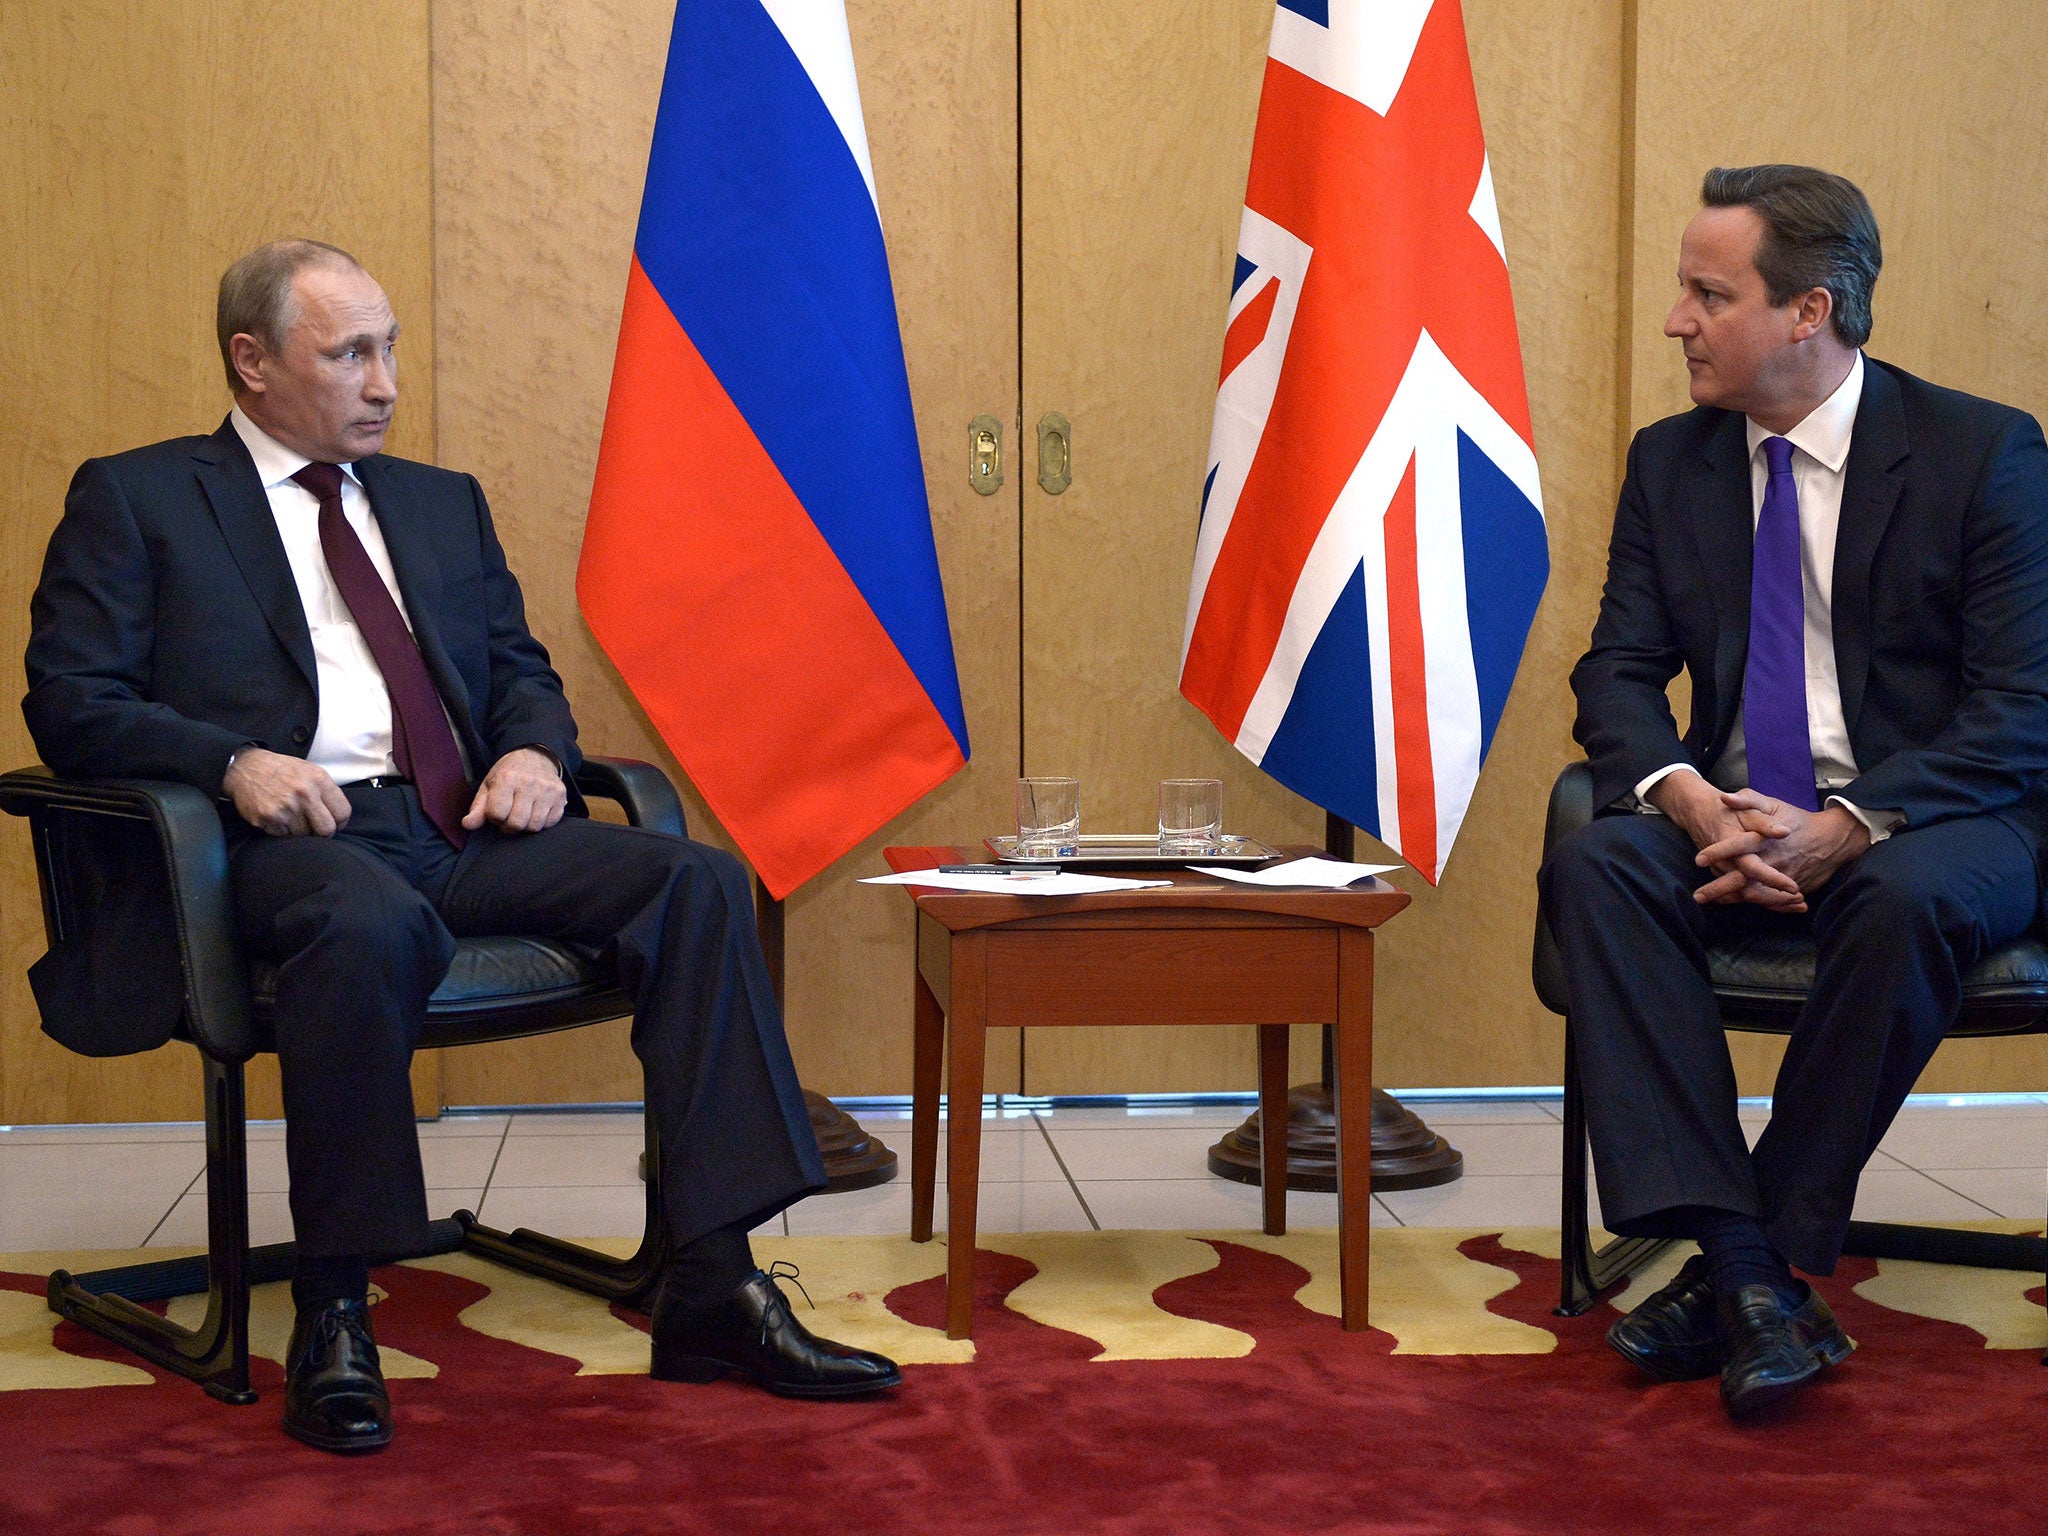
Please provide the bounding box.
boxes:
[1680,410,1756,743]
[353,456,485,759]
[1831,361,1909,737]
[193,420,318,692]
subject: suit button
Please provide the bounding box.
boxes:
[292,727,310,744]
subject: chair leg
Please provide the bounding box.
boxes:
[47,1057,257,1403]
[455,1105,670,1310]
[1555,1019,1673,1316]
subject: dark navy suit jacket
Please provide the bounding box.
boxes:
[24,417,581,799]
[1570,357,2048,856]
[20,418,584,1055]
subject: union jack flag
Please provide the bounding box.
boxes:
[1179,0,1547,884]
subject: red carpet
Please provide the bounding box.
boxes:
[4,1235,2045,1535]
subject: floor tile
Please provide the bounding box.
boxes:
[488,1134,645,1188]
[0,1122,208,1145]
[148,1190,298,1248]
[1033,1104,1263,1132]
[0,1141,204,1214]
[844,1107,1042,1134]
[1920,1168,2047,1221]
[921,1132,1066,1182]
[1423,1123,1564,1177]
[787,1179,1094,1237]
[1376,1174,1574,1229]
[196,1133,503,1196]
[0,1197,179,1251]
[415,1113,513,1139]
[1876,1110,2048,1170]
[1389,1098,1564,1125]
[499,1111,648,1138]
[473,1183,651,1240]
[1076,1177,1379,1231]
[1038,1126,1233,1182]
[1849,1168,2000,1224]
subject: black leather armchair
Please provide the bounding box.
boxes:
[1532,760,2048,1324]
[0,757,687,1405]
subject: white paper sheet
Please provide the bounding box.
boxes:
[1187,857,1401,888]
[860,869,1174,895]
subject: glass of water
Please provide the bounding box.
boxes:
[1158,778,1223,854]
[1016,776,1080,858]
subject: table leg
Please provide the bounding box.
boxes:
[1258,1024,1289,1236]
[1334,926,1375,1331]
[910,971,943,1244]
[944,933,988,1340]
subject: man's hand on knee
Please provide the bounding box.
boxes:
[463,747,567,834]
[224,748,353,838]
[1697,791,1871,905]
[1647,770,1806,911]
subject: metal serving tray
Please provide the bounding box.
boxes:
[983,832,1284,869]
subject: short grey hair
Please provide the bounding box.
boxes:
[215,238,363,391]
[1701,165,1882,347]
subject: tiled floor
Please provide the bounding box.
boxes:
[1,1094,2043,1251]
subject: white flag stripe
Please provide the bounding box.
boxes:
[1183,208,1313,661]
[758,0,879,211]
[1268,0,1437,117]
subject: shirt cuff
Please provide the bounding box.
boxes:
[511,744,566,779]
[1629,762,1700,813]
[1825,795,1904,843]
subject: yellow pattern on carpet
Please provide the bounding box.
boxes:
[3,1224,2040,1390]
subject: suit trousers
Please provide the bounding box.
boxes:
[229,783,826,1259]
[1538,808,2039,1274]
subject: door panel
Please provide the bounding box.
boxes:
[1019,1,1323,1094]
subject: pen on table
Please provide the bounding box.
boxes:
[937,863,1060,874]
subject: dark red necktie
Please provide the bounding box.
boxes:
[292,462,472,848]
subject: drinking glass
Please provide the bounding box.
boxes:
[1158,778,1223,854]
[1016,776,1080,857]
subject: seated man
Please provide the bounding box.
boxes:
[1540,167,2048,1417]
[23,239,901,1453]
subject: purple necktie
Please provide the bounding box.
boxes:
[1743,436,1820,811]
[292,463,472,848]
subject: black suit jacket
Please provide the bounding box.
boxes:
[1571,357,2048,852]
[24,417,581,797]
[20,418,583,1054]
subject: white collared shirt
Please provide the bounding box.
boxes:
[1634,353,1901,838]
[229,405,408,783]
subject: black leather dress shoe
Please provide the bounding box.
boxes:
[651,1267,903,1398]
[1606,1254,1719,1382]
[1719,1284,1852,1418]
[283,1297,393,1453]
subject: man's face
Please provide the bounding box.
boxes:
[234,263,398,463]
[1664,206,1807,417]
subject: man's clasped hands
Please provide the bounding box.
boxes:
[1647,770,1874,914]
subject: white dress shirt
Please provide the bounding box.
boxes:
[229,406,410,783]
[1634,353,1901,839]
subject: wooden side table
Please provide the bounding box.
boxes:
[883,845,1409,1339]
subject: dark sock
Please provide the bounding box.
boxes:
[291,1254,370,1314]
[1689,1208,1802,1309]
[663,1223,757,1307]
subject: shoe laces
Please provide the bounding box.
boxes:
[757,1261,814,1345]
[302,1300,373,1362]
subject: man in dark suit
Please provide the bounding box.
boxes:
[1539,166,2048,1417]
[23,239,901,1453]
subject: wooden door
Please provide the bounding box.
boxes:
[1017,1,1326,1093]
[431,0,1023,1105]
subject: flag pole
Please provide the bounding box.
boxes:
[754,878,900,1192]
[1204,813,1464,1192]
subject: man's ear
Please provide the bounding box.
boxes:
[228,333,269,394]
[1789,286,1835,344]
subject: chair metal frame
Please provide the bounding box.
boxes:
[1533,760,2048,1336]
[0,757,686,1405]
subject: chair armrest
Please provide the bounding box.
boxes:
[0,766,254,1061]
[574,756,687,839]
[1530,760,1596,1018]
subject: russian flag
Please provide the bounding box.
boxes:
[578,0,968,899]
[1180,0,1547,884]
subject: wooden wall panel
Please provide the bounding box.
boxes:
[431,0,1023,1105]
[0,0,435,1123]
[1628,0,2048,1095]
[1019,0,1626,1093]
